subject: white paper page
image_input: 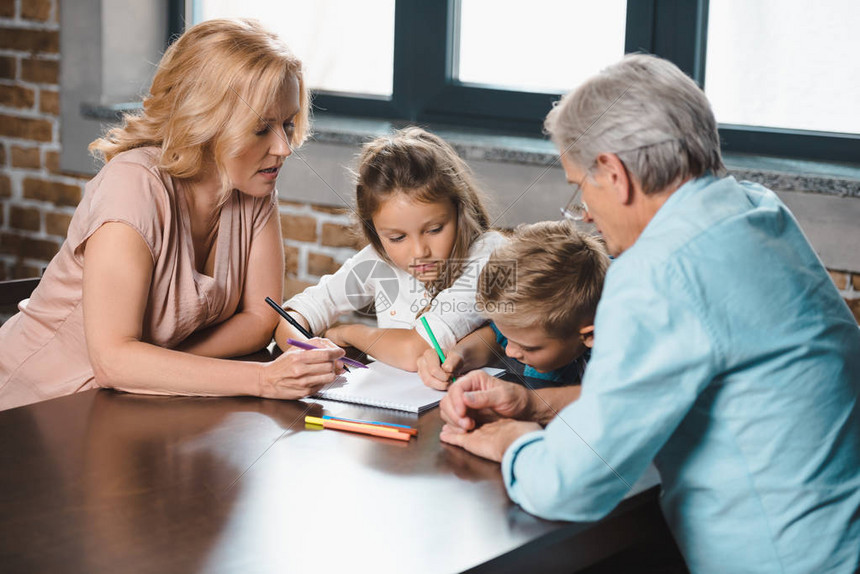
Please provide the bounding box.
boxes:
[312,362,502,413]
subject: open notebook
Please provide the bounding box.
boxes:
[310,361,503,413]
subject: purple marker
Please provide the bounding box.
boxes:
[287,338,368,369]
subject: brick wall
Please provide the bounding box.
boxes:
[828,270,860,323]
[277,200,367,300]
[0,0,78,279]
[0,0,858,324]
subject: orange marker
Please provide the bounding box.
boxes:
[322,415,418,436]
[305,416,411,442]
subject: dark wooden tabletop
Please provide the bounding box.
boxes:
[0,388,661,574]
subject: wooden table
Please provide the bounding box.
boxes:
[0,389,662,573]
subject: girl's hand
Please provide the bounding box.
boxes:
[322,324,351,347]
[417,348,465,390]
[258,344,345,399]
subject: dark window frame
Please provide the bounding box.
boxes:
[181,0,860,164]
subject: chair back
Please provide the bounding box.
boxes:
[0,278,40,306]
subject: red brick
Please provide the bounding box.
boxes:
[9,205,40,231]
[278,199,305,209]
[45,211,71,236]
[21,58,59,84]
[307,251,340,277]
[20,236,60,260]
[828,269,848,289]
[844,298,860,325]
[43,150,85,179]
[23,177,82,207]
[0,174,10,197]
[0,0,14,18]
[0,114,53,141]
[283,277,313,300]
[0,56,15,80]
[0,85,36,109]
[11,146,41,169]
[311,204,350,215]
[284,244,299,275]
[0,232,22,255]
[280,214,317,242]
[827,269,851,290]
[0,28,59,54]
[39,89,58,115]
[321,222,366,250]
[44,149,59,172]
[21,0,52,21]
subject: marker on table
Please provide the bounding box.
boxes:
[419,315,455,382]
[287,338,367,369]
[305,415,411,441]
[322,415,418,436]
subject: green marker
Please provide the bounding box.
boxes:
[420,316,455,382]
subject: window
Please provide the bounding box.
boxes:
[455,0,627,93]
[193,0,395,97]
[186,0,859,163]
[704,0,860,161]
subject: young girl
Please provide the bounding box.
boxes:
[274,127,507,371]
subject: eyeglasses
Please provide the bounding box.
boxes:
[561,175,589,222]
[560,139,680,222]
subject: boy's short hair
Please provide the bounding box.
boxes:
[478,221,609,339]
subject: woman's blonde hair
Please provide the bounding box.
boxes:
[478,221,609,339]
[355,127,491,297]
[89,18,310,198]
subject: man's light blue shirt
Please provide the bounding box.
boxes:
[502,175,860,573]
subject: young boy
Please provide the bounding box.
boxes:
[417,221,609,390]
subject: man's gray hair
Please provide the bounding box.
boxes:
[545,53,725,194]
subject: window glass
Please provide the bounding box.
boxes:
[194,0,395,97]
[456,0,627,93]
[705,0,860,134]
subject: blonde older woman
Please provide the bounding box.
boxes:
[0,19,344,410]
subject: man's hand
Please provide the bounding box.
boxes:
[440,370,532,432]
[440,419,541,462]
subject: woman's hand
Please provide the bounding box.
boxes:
[416,348,464,390]
[258,343,345,400]
[308,336,349,375]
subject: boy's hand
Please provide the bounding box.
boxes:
[417,348,464,390]
[440,370,531,431]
